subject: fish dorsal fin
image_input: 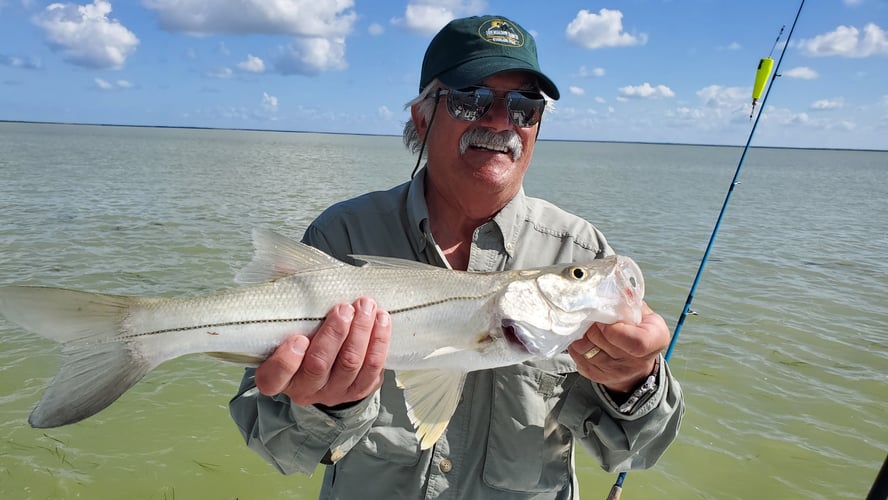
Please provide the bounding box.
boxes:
[350,254,441,270]
[235,228,345,284]
[395,369,466,450]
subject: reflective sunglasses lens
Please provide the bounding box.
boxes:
[446,87,494,121]
[506,92,545,127]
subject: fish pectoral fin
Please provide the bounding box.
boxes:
[395,369,466,450]
[235,228,346,284]
[204,352,266,366]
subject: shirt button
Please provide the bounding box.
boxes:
[505,242,514,251]
[438,458,453,473]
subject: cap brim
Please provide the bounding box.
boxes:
[436,57,560,100]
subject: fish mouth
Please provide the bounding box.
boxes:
[502,320,530,354]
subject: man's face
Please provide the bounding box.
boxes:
[415,71,543,211]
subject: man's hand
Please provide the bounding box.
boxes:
[568,302,669,394]
[254,297,392,407]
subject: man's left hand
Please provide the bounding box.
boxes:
[568,302,669,394]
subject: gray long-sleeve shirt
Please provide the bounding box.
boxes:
[229,169,684,499]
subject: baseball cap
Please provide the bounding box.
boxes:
[419,15,560,100]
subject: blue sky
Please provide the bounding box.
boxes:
[1,0,886,150]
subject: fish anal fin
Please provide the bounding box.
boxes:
[395,369,466,450]
[205,352,265,366]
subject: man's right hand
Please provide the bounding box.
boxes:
[254,297,391,407]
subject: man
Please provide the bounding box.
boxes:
[230,15,684,499]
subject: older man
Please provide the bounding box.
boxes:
[230,15,684,499]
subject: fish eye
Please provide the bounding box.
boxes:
[568,267,586,280]
[629,276,637,288]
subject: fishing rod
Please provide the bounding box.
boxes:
[605,1,806,498]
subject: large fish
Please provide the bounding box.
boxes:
[0,229,644,448]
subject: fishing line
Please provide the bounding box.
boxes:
[605,1,806,498]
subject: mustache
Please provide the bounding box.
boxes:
[458,128,523,161]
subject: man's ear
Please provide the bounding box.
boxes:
[411,104,429,138]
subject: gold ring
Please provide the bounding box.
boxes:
[582,346,601,360]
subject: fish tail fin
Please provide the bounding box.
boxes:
[0,286,159,428]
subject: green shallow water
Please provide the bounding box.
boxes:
[0,123,885,499]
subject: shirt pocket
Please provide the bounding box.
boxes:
[482,362,573,493]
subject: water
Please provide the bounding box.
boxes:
[1,122,885,499]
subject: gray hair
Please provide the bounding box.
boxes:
[403,80,440,156]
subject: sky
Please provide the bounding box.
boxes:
[0,0,886,150]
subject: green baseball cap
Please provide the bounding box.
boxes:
[420,15,560,100]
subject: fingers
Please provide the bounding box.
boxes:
[568,305,668,393]
[255,297,392,407]
[255,334,310,396]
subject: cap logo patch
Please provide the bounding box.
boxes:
[478,19,524,47]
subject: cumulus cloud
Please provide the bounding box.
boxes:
[207,67,234,79]
[94,77,132,89]
[143,0,356,37]
[0,54,42,69]
[797,23,888,58]
[566,8,647,49]
[569,86,585,96]
[32,0,139,69]
[378,105,393,120]
[368,22,384,36]
[238,54,265,73]
[810,97,844,110]
[262,92,278,112]
[578,65,605,78]
[618,82,674,99]
[696,85,746,108]
[276,36,347,75]
[394,0,485,35]
[783,66,818,79]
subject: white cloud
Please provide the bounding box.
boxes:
[276,36,347,75]
[783,66,818,79]
[32,0,139,69]
[797,23,888,58]
[94,77,112,89]
[238,54,265,73]
[0,54,42,69]
[207,67,233,79]
[578,65,605,78]
[94,77,132,89]
[594,96,606,105]
[566,8,647,49]
[368,23,384,36]
[696,85,746,108]
[262,92,278,112]
[143,0,356,37]
[569,86,585,96]
[395,0,485,35]
[378,105,393,120]
[810,97,844,110]
[618,82,674,99]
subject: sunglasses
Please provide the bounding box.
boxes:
[436,86,546,128]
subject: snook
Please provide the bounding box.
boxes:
[0,229,644,448]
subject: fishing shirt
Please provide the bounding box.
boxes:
[229,167,684,500]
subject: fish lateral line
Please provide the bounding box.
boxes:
[131,291,500,338]
[132,316,326,337]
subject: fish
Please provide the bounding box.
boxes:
[0,228,645,449]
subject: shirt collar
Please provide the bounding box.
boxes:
[490,185,527,260]
[405,166,529,260]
